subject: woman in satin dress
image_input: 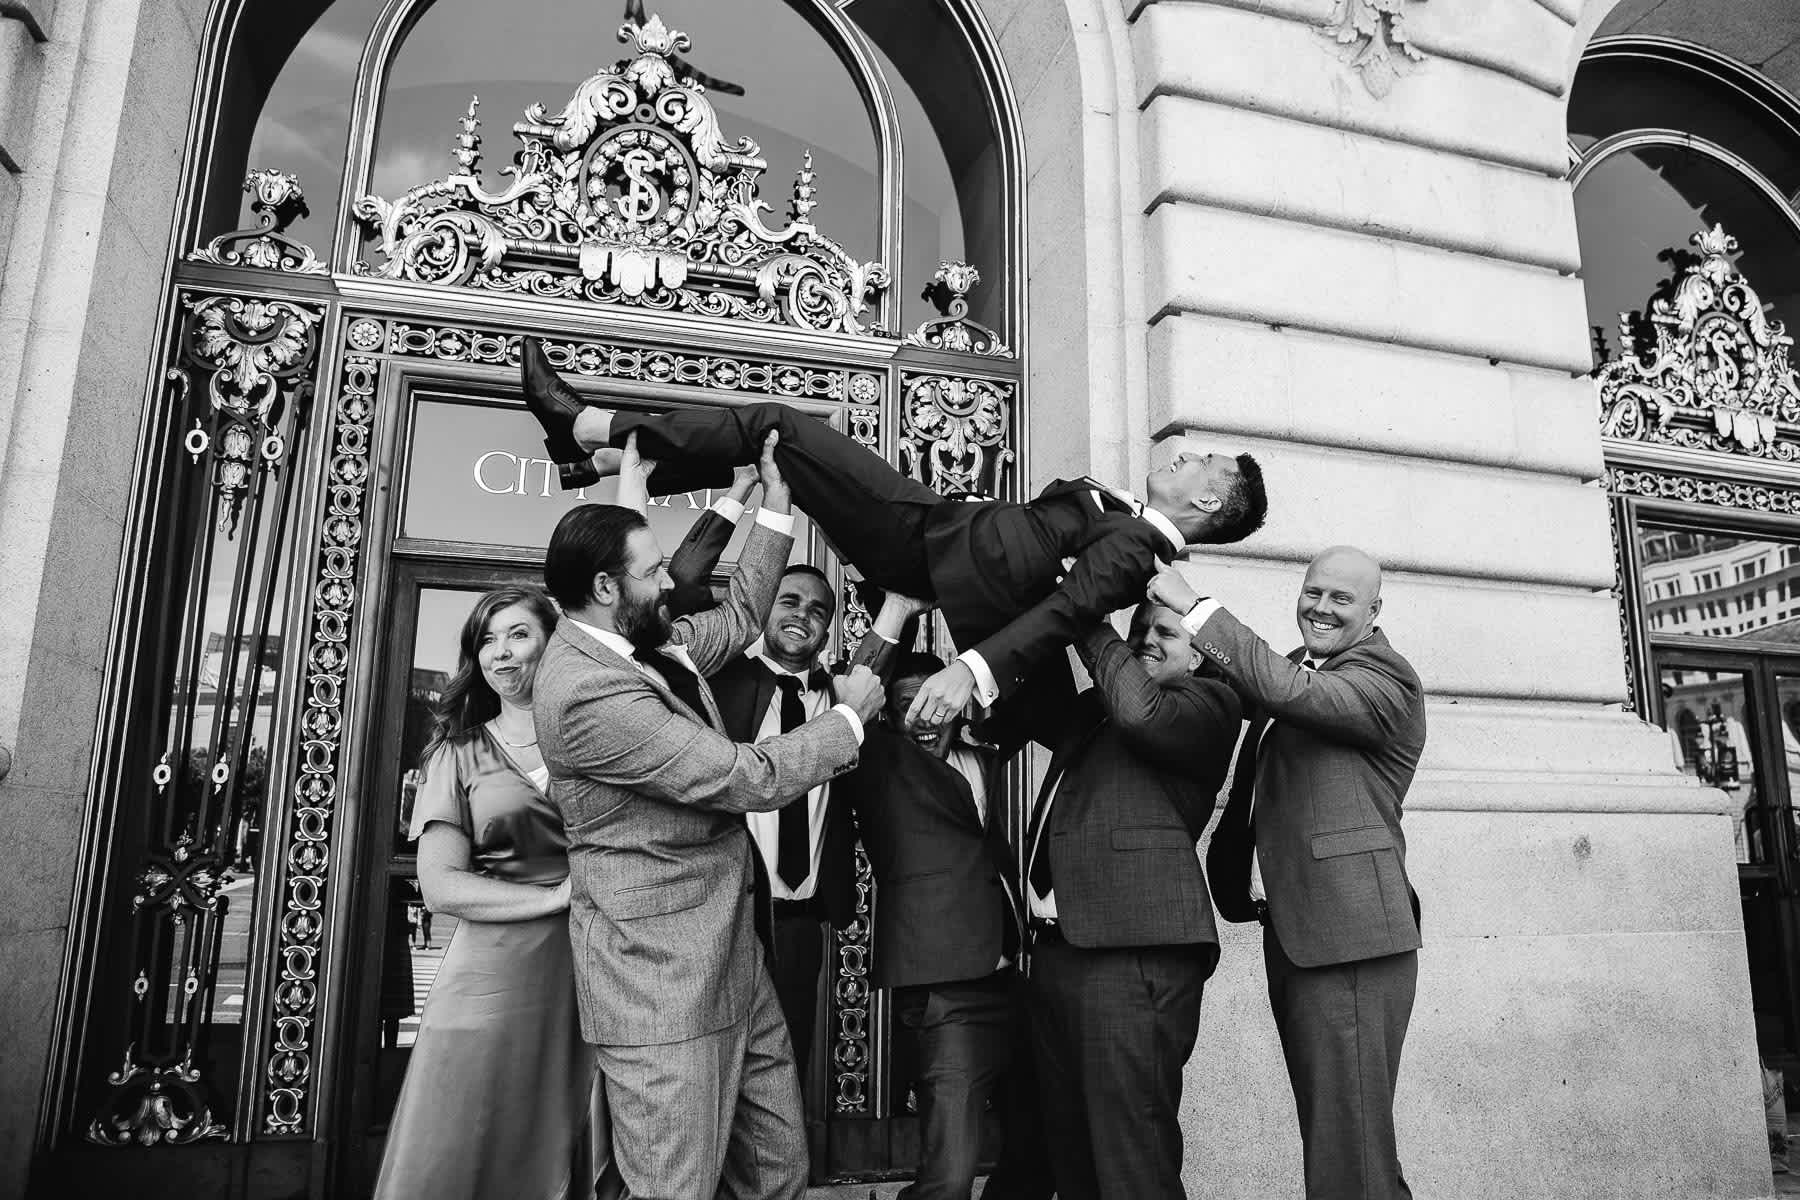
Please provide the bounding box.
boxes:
[373,586,620,1200]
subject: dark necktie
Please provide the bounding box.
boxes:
[633,644,710,726]
[773,675,811,890]
[1026,761,1066,899]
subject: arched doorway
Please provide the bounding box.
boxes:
[1575,36,1800,1082]
[39,4,1027,1196]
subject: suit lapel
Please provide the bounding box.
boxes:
[558,623,721,731]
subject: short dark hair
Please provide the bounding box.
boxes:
[780,563,833,593]
[544,504,648,610]
[891,650,947,687]
[1201,453,1267,545]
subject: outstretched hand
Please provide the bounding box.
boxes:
[725,461,759,504]
[757,431,790,513]
[905,661,976,730]
[614,432,658,515]
[1148,561,1200,615]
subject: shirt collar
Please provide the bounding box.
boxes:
[1138,506,1186,556]
[569,617,692,668]
[746,640,815,686]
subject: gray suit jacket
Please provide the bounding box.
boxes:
[1197,612,1425,968]
[536,522,862,1045]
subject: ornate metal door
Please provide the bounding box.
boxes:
[47,13,1025,1196]
[1601,225,1800,1076]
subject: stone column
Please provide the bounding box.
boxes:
[1130,1,1766,1196]
[0,0,203,1190]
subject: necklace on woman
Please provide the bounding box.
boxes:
[490,718,538,749]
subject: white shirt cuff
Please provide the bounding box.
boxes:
[1180,598,1224,637]
[871,628,899,644]
[831,702,865,745]
[955,650,1001,707]
[754,508,796,536]
[710,496,746,524]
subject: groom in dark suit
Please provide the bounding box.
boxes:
[519,338,1267,737]
[1151,547,1427,1200]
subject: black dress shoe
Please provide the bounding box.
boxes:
[520,337,602,490]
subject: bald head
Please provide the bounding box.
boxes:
[1296,545,1383,660]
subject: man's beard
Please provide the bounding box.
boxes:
[619,587,673,651]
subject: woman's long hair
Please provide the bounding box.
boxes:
[420,586,560,772]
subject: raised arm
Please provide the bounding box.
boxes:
[847,590,933,683]
[666,464,759,617]
[969,530,1163,699]
[1075,622,1242,771]
[556,669,869,813]
[1189,606,1417,749]
[905,528,1163,727]
[672,433,792,675]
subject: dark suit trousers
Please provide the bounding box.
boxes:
[769,902,827,1083]
[611,403,940,598]
[892,970,1022,1200]
[1264,924,1417,1200]
[1026,938,1205,1200]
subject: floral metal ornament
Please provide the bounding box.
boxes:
[179,295,322,531]
[1323,0,1426,99]
[354,13,889,335]
[905,261,1009,357]
[190,170,328,275]
[899,373,1015,499]
[87,288,320,1147]
[1597,225,1800,462]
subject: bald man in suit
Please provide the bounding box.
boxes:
[1151,548,1426,1200]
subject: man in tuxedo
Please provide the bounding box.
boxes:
[1150,547,1426,1200]
[707,563,857,1089]
[519,338,1267,738]
[534,437,887,1200]
[1020,602,1242,1200]
[832,593,1050,1200]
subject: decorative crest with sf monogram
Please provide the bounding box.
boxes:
[354,12,890,335]
[1597,224,1800,461]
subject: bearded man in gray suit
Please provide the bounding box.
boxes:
[535,433,886,1200]
[1152,547,1426,1200]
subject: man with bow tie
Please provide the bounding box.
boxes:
[519,339,1268,742]
[1150,547,1427,1200]
[706,562,857,1103]
[533,434,886,1200]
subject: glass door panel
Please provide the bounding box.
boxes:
[1657,665,1765,862]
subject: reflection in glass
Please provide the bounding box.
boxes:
[1657,666,1762,863]
[1635,523,1800,643]
[1575,145,1800,369]
[370,876,466,1129]
[1569,55,1800,201]
[393,586,495,858]
[239,0,392,255]
[401,395,809,556]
